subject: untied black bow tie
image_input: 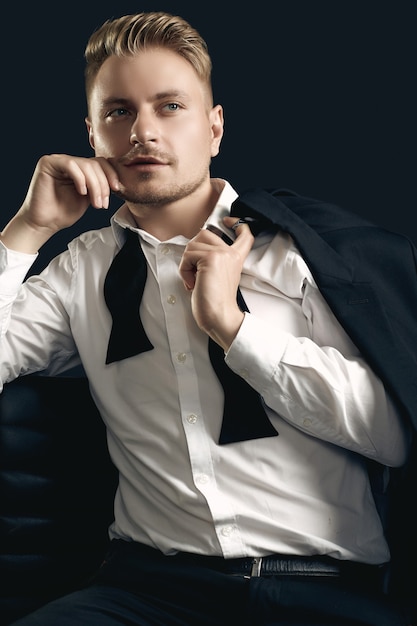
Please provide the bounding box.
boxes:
[104,225,278,445]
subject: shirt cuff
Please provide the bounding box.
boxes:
[0,240,38,295]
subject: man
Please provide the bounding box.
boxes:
[0,11,414,626]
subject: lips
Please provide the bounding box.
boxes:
[125,155,166,167]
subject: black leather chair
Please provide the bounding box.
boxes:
[0,374,415,624]
[0,374,118,625]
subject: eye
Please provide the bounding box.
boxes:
[162,102,181,113]
[108,108,130,118]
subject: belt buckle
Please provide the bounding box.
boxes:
[250,557,263,577]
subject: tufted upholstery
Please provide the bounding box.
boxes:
[0,375,118,625]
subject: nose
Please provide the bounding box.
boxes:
[129,112,158,146]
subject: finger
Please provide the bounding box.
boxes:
[179,236,220,290]
[223,216,252,238]
[95,157,121,193]
[80,158,119,209]
[223,216,254,256]
[63,157,117,209]
[178,244,198,290]
[178,251,197,290]
[180,267,196,291]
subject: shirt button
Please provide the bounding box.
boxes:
[167,294,176,305]
[187,414,198,424]
[221,525,234,537]
[196,474,209,485]
[177,352,187,363]
[161,245,170,255]
[303,418,312,427]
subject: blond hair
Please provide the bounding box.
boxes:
[84,12,213,103]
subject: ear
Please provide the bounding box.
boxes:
[85,117,95,149]
[209,104,224,157]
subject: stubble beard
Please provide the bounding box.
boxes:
[113,166,210,208]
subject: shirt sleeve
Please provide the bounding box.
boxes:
[224,281,411,468]
[0,240,37,292]
[0,241,79,387]
[0,241,38,337]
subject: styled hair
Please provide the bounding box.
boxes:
[84,12,213,102]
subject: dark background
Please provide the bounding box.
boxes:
[3,1,415,269]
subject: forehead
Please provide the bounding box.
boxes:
[89,48,207,108]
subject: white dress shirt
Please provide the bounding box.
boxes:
[0,179,410,564]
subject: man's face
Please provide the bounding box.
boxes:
[86,48,223,206]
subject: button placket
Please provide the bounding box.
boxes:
[156,241,206,445]
[154,241,243,556]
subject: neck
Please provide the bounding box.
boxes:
[126,182,223,241]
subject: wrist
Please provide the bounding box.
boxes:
[207,310,245,352]
[0,214,57,254]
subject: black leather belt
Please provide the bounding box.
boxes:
[182,552,380,580]
[215,555,343,578]
[165,548,384,585]
[109,540,383,585]
[184,553,371,578]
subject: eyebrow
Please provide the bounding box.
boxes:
[100,90,191,109]
[99,97,131,110]
[154,90,190,100]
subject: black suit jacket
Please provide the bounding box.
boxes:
[231,188,417,609]
[232,187,417,432]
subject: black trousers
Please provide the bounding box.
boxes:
[11,540,412,626]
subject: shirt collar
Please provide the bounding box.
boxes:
[202,179,238,237]
[110,179,238,248]
[109,180,313,298]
